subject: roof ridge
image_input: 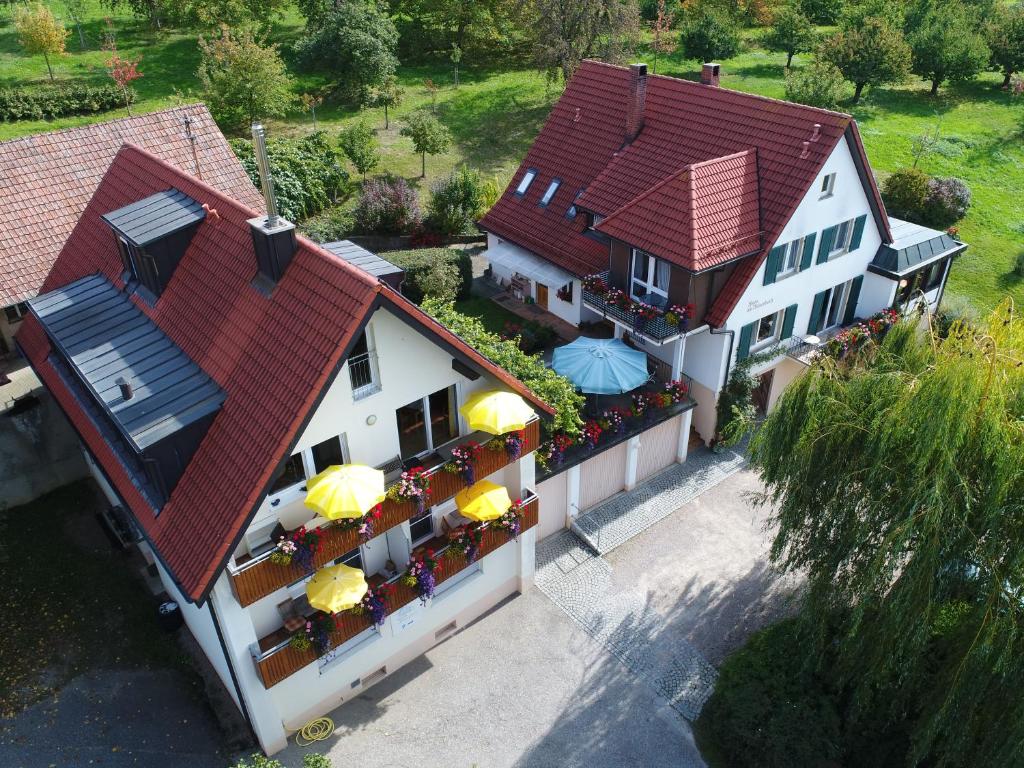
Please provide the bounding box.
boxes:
[0,103,210,149]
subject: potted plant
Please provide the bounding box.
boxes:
[445,441,482,485]
[269,536,297,566]
[338,505,383,543]
[495,499,524,540]
[446,523,484,563]
[389,467,432,514]
[403,550,440,603]
[352,584,391,627]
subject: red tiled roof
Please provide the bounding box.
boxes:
[595,150,761,272]
[17,144,551,603]
[480,61,892,325]
[0,104,263,307]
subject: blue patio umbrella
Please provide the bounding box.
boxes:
[551,337,650,395]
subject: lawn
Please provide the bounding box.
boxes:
[454,294,522,336]
[1,3,1021,312]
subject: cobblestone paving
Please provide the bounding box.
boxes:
[572,445,746,555]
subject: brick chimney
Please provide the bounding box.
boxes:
[701,63,721,86]
[625,63,648,143]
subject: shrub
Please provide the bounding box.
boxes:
[353,175,422,235]
[679,7,741,63]
[923,176,971,227]
[0,83,134,121]
[500,319,557,354]
[302,755,333,768]
[426,167,485,236]
[417,260,461,303]
[232,132,349,222]
[882,167,930,220]
[338,120,379,178]
[380,247,472,303]
[479,172,510,212]
[422,299,584,435]
[301,206,355,243]
[784,59,846,109]
[797,0,843,25]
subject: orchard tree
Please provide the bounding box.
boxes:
[985,4,1024,89]
[819,17,911,102]
[679,6,740,63]
[15,3,69,82]
[750,305,1024,768]
[797,0,842,25]
[651,0,677,74]
[364,75,404,130]
[107,53,142,115]
[338,121,380,179]
[295,1,399,100]
[400,111,452,177]
[784,58,846,108]
[197,26,294,132]
[909,4,990,95]
[534,0,641,81]
[764,5,815,68]
[63,0,88,49]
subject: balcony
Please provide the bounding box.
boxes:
[251,493,539,688]
[581,272,682,343]
[229,417,541,607]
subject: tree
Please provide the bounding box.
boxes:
[986,4,1024,88]
[107,54,142,116]
[679,6,740,64]
[909,3,990,95]
[387,0,536,61]
[450,43,461,87]
[63,0,88,49]
[534,0,641,82]
[400,112,452,177]
[197,26,294,133]
[796,0,842,24]
[15,4,69,83]
[364,75,404,130]
[881,167,930,219]
[426,166,485,235]
[338,121,380,178]
[651,0,677,74]
[294,1,399,100]
[784,58,846,109]
[101,0,173,29]
[750,306,1024,767]
[300,93,323,130]
[764,6,815,68]
[819,17,911,102]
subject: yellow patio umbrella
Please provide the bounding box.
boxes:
[459,390,534,435]
[304,464,386,521]
[306,563,368,613]
[455,480,513,522]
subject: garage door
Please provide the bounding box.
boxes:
[535,472,567,540]
[579,442,627,511]
[636,414,680,482]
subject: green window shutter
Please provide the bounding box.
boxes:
[807,290,827,334]
[799,233,817,271]
[842,276,864,325]
[781,303,798,340]
[817,226,837,264]
[763,245,785,286]
[736,322,754,361]
[849,214,867,251]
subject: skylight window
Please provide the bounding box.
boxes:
[515,168,537,196]
[540,179,561,207]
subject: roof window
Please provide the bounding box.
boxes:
[515,168,537,196]
[540,179,561,207]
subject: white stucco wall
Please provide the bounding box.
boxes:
[484,233,582,326]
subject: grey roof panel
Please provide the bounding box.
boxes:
[28,273,225,450]
[322,240,403,279]
[101,188,206,246]
[870,216,966,278]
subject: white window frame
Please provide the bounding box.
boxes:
[347,327,381,401]
[820,173,836,198]
[266,434,349,508]
[629,249,670,303]
[751,309,785,352]
[540,179,561,207]
[515,168,537,196]
[829,219,855,258]
[822,279,854,330]
[408,507,436,547]
[395,385,459,460]
[777,237,805,278]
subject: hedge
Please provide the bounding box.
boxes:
[0,84,135,121]
[380,248,473,304]
[422,298,584,435]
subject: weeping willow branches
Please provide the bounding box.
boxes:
[749,301,1024,767]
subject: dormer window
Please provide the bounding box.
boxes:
[540,179,561,207]
[515,168,537,196]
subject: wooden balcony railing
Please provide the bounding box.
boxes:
[230,418,541,607]
[252,494,540,688]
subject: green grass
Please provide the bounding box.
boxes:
[0,480,195,718]
[454,294,523,336]
[1,5,1020,312]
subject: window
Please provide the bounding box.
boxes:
[3,302,28,324]
[820,173,836,198]
[395,385,458,459]
[821,279,854,329]
[311,436,344,475]
[116,235,162,298]
[347,329,380,399]
[540,179,561,207]
[556,281,573,302]
[269,452,305,494]
[337,546,363,571]
[829,219,855,257]
[752,310,783,350]
[778,237,805,278]
[630,249,670,306]
[515,168,537,196]
[267,434,348,498]
[897,259,948,305]
[409,508,434,545]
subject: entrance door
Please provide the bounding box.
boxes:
[536,283,548,310]
[752,369,774,415]
[396,386,458,460]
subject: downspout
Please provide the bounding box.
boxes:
[209,595,257,744]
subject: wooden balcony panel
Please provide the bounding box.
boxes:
[254,494,539,688]
[232,419,540,608]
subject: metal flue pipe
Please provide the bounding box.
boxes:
[250,122,280,229]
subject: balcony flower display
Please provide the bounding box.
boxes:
[389,466,432,514]
[285,526,323,573]
[338,504,383,543]
[495,499,524,540]
[664,379,689,403]
[581,419,603,449]
[353,584,391,627]
[631,391,652,420]
[288,630,312,652]
[632,301,659,333]
[548,433,574,466]
[819,309,900,361]
[606,287,631,311]
[404,550,440,603]
[664,304,694,330]
[601,407,628,435]
[304,612,337,655]
[582,274,608,294]
[447,523,484,563]
[445,441,482,485]
[487,429,524,461]
[269,537,297,566]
